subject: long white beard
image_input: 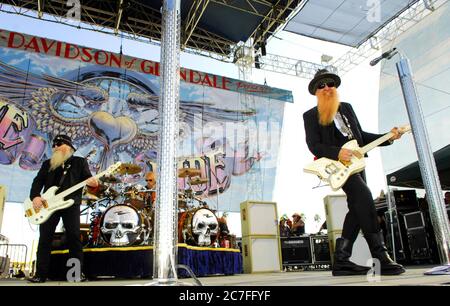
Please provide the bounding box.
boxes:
[49,150,73,171]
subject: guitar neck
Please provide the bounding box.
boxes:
[56,169,109,199]
[360,131,394,155]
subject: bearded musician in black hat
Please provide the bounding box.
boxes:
[303,69,405,276]
[27,134,98,283]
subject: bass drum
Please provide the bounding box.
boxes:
[100,204,152,247]
[178,208,219,247]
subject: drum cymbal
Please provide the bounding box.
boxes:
[82,194,99,201]
[178,168,201,178]
[189,177,208,185]
[118,163,142,175]
[100,175,122,184]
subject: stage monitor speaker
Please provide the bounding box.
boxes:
[0,185,5,233]
[324,195,372,266]
[242,236,281,273]
[280,237,312,265]
[240,201,278,237]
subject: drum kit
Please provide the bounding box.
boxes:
[81,164,223,248]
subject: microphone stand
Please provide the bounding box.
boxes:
[201,154,220,212]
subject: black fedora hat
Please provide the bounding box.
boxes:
[53,134,76,151]
[308,68,341,95]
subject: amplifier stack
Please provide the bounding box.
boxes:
[280,234,331,270]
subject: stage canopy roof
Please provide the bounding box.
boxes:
[0,0,422,60]
[387,145,450,191]
[0,0,301,58]
[284,0,419,47]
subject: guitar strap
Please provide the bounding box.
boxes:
[57,160,72,188]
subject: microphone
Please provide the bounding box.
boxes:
[370,48,398,66]
[85,148,97,159]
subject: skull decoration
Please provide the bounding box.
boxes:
[101,205,141,246]
[191,208,219,246]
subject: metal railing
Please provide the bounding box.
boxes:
[0,244,28,278]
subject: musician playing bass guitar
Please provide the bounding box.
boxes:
[27,134,98,283]
[303,69,405,276]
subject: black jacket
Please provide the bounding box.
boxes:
[303,102,390,160]
[30,156,93,204]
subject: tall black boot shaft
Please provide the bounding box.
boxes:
[332,237,370,276]
[364,232,405,275]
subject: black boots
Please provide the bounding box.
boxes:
[27,273,87,283]
[364,232,405,275]
[332,237,371,276]
[27,275,47,283]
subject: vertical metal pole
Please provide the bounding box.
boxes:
[396,57,450,264]
[153,0,181,284]
[385,186,396,262]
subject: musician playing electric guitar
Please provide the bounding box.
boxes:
[27,135,98,283]
[303,69,405,276]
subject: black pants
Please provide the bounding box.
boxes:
[341,172,380,242]
[36,203,83,278]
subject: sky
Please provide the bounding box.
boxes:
[378,3,450,174]
[0,4,420,247]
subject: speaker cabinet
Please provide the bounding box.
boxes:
[240,201,278,237]
[280,237,312,265]
[242,236,282,273]
[402,211,431,261]
[393,190,419,211]
[402,211,425,229]
[324,195,372,266]
[406,227,431,261]
[311,235,331,263]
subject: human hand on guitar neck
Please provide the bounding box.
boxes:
[389,127,403,141]
[86,177,99,188]
[31,176,98,211]
[338,126,404,163]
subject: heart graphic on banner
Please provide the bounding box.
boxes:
[88,111,137,148]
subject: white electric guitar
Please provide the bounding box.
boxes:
[304,125,411,191]
[24,162,122,225]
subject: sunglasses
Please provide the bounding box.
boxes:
[317,81,336,89]
[52,141,65,148]
[146,179,154,182]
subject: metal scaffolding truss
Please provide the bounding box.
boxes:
[0,0,300,62]
[244,0,447,79]
[254,53,337,79]
[332,0,448,74]
[0,0,445,79]
[246,0,300,52]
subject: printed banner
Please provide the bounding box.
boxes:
[0,29,290,212]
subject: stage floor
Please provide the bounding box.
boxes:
[0,266,448,286]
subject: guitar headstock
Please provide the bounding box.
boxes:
[106,162,123,175]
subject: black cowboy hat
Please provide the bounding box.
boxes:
[53,134,76,151]
[308,68,341,95]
